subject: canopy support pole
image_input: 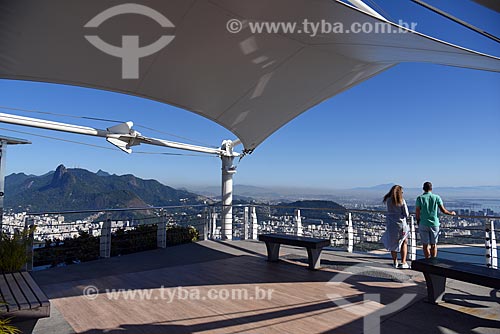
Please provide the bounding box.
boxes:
[220,140,237,240]
[0,136,31,235]
[411,0,500,43]
[0,141,7,234]
[348,0,387,21]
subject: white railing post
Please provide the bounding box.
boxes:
[242,207,249,240]
[294,209,302,236]
[211,210,218,239]
[345,212,353,253]
[157,221,167,248]
[202,207,209,241]
[100,219,111,258]
[251,206,258,240]
[486,220,498,269]
[24,216,35,271]
[486,220,491,268]
[157,210,167,248]
[409,216,416,261]
[491,220,498,269]
[206,207,212,239]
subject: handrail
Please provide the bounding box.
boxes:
[230,203,500,219]
[25,204,210,216]
[2,202,498,271]
[8,203,497,220]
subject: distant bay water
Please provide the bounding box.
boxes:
[448,199,500,214]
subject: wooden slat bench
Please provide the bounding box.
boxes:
[0,271,50,322]
[258,234,331,270]
[411,258,500,304]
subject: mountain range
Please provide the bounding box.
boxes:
[4,166,498,213]
[188,183,500,202]
[5,165,206,212]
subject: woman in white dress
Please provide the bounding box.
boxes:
[382,185,410,268]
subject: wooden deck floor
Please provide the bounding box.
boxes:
[32,240,499,334]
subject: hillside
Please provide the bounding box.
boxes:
[270,200,346,221]
[5,165,206,212]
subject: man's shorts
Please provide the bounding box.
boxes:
[419,225,440,245]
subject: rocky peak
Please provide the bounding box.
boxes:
[96,169,111,177]
[53,164,67,180]
[49,164,72,187]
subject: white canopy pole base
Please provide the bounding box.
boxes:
[221,155,236,240]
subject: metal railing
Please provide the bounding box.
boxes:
[1,206,208,270]
[232,208,500,269]
[213,204,499,269]
[1,203,498,270]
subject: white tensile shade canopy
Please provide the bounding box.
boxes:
[0,0,499,152]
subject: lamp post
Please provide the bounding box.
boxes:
[0,136,31,234]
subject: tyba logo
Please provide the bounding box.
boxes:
[84,3,175,79]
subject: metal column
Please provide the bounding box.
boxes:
[221,155,236,240]
[0,136,31,234]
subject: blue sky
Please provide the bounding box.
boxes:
[0,0,499,190]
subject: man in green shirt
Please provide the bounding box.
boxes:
[416,182,456,258]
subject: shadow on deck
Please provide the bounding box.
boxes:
[28,240,499,334]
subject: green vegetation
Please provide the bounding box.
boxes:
[166,225,199,245]
[265,200,346,221]
[0,227,35,273]
[0,315,20,334]
[355,242,385,252]
[5,165,205,214]
[34,225,199,267]
[111,225,157,256]
[0,231,34,333]
[34,231,100,267]
[111,224,199,255]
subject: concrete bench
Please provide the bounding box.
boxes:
[0,271,50,323]
[411,257,500,304]
[258,234,331,270]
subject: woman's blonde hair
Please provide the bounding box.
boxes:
[383,185,404,206]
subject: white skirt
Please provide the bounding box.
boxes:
[381,220,409,252]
